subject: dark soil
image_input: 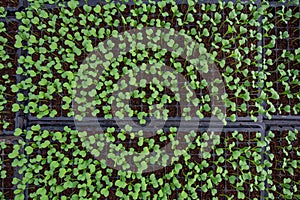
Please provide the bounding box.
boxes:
[1,143,15,199]
[263,5,300,115]
[0,0,19,8]
[0,20,19,131]
[19,127,267,199]
[24,2,267,119]
[269,129,300,198]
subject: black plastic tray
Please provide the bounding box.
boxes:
[26,116,266,130]
[0,17,21,134]
[0,135,23,200]
[263,125,300,199]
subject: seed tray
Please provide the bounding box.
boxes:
[34,0,262,9]
[181,125,266,199]
[0,136,23,200]
[0,18,20,134]
[262,4,300,117]
[13,1,265,122]
[18,122,267,199]
[264,125,300,199]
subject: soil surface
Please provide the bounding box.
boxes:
[0,20,19,132]
[0,0,19,8]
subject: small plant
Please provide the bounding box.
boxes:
[0,0,299,199]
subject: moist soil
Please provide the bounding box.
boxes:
[0,0,19,8]
[1,143,15,199]
[0,20,19,132]
[269,130,300,198]
[19,128,266,199]
[27,3,264,119]
[264,6,300,116]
